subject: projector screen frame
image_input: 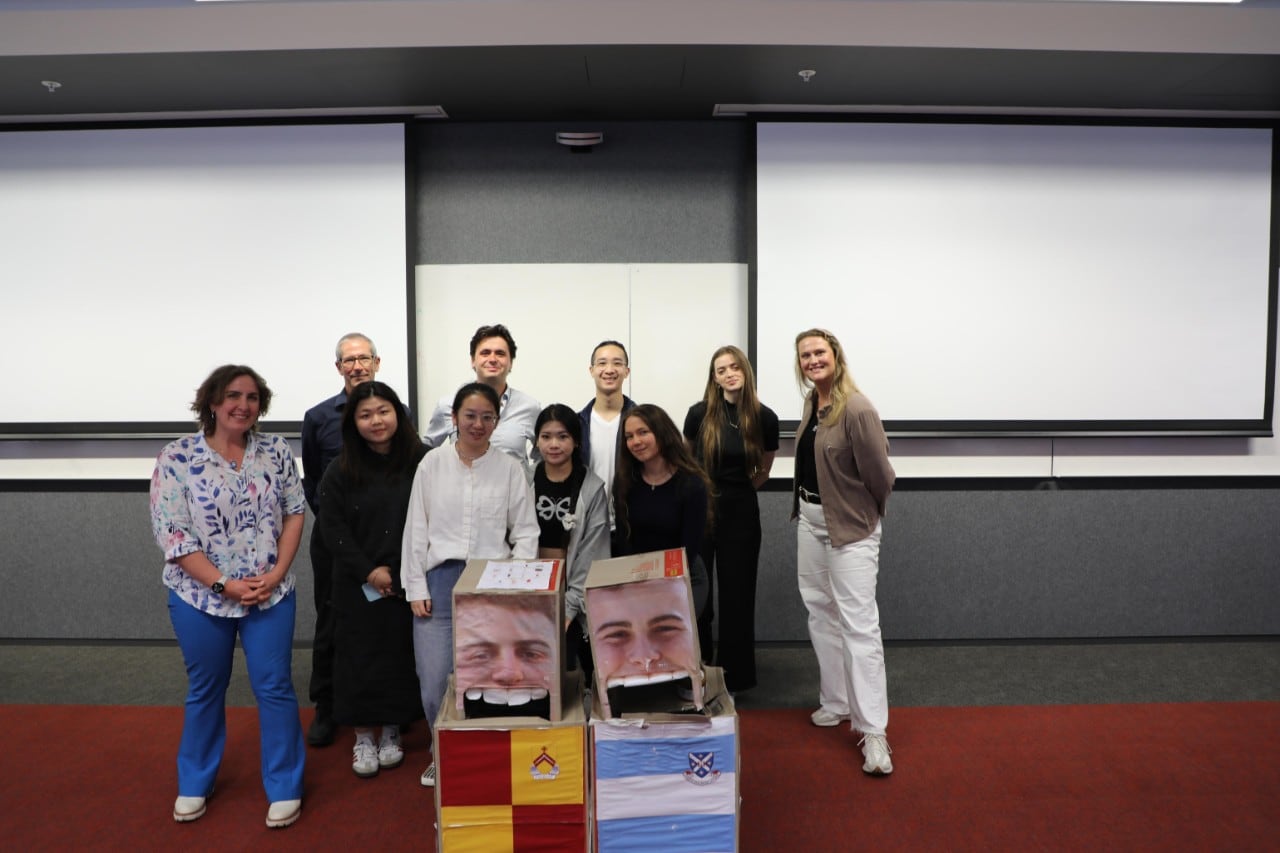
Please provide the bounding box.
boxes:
[0,117,417,441]
[749,114,1280,438]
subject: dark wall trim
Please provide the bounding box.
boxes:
[7,475,1277,494]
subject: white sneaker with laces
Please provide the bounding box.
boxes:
[420,762,436,787]
[810,708,850,727]
[352,738,380,778]
[859,732,893,775]
[378,726,404,769]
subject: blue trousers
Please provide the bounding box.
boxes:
[412,560,465,733]
[167,589,305,802]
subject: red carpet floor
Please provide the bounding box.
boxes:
[1,702,1276,852]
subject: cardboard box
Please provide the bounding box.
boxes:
[584,548,704,719]
[590,666,739,853]
[452,557,565,721]
[434,672,590,853]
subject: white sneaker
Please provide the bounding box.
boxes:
[810,708,850,727]
[352,739,379,778]
[378,726,404,769]
[265,799,302,828]
[420,762,436,787]
[859,732,893,775]
[173,795,206,823]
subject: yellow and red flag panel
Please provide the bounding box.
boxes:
[438,725,587,852]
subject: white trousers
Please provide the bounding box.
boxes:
[796,502,888,735]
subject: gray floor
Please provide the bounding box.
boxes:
[1,639,1276,709]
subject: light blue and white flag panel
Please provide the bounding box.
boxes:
[592,717,738,853]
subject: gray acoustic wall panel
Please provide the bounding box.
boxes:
[413,121,749,264]
[0,491,318,642]
[754,485,1280,642]
[4,484,1276,641]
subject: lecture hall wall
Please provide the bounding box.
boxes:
[1,120,1277,642]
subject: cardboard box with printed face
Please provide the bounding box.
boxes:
[584,548,704,719]
[434,672,589,853]
[452,557,565,721]
[590,666,739,853]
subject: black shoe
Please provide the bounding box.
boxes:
[306,713,335,747]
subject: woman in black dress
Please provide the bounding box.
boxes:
[684,345,779,692]
[318,381,426,778]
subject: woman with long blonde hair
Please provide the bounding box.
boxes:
[683,345,779,693]
[792,329,896,776]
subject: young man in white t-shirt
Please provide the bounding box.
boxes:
[576,340,634,525]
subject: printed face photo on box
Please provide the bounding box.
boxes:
[587,576,699,690]
[454,594,558,703]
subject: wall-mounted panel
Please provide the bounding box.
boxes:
[0,122,409,436]
[756,121,1276,435]
[415,263,747,421]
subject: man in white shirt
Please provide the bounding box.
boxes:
[423,324,540,469]
[576,340,634,512]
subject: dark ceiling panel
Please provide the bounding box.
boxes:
[1170,54,1280,97]
[2,43,1279,123]
[585,47,686,91]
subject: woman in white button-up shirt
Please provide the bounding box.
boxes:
[401,381,539,788]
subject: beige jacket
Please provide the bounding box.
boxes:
[791,391,895,548]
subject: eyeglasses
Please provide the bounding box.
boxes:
[458,412,498,425]
[339,355,375,369]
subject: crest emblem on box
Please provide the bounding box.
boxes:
[530,746,560,781]
[682,750,721,786]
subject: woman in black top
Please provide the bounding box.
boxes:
[684,345,779,692]
[531,404,610,675]
[612,404,711,616]
[318,381,426,779]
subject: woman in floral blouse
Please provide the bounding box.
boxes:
[150,364,307,829]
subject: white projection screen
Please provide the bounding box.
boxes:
[755,122,1277,435]
[0,122,408,436]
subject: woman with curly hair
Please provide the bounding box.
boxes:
[151,364,306,828]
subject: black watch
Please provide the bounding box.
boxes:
[211,575,229,594]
